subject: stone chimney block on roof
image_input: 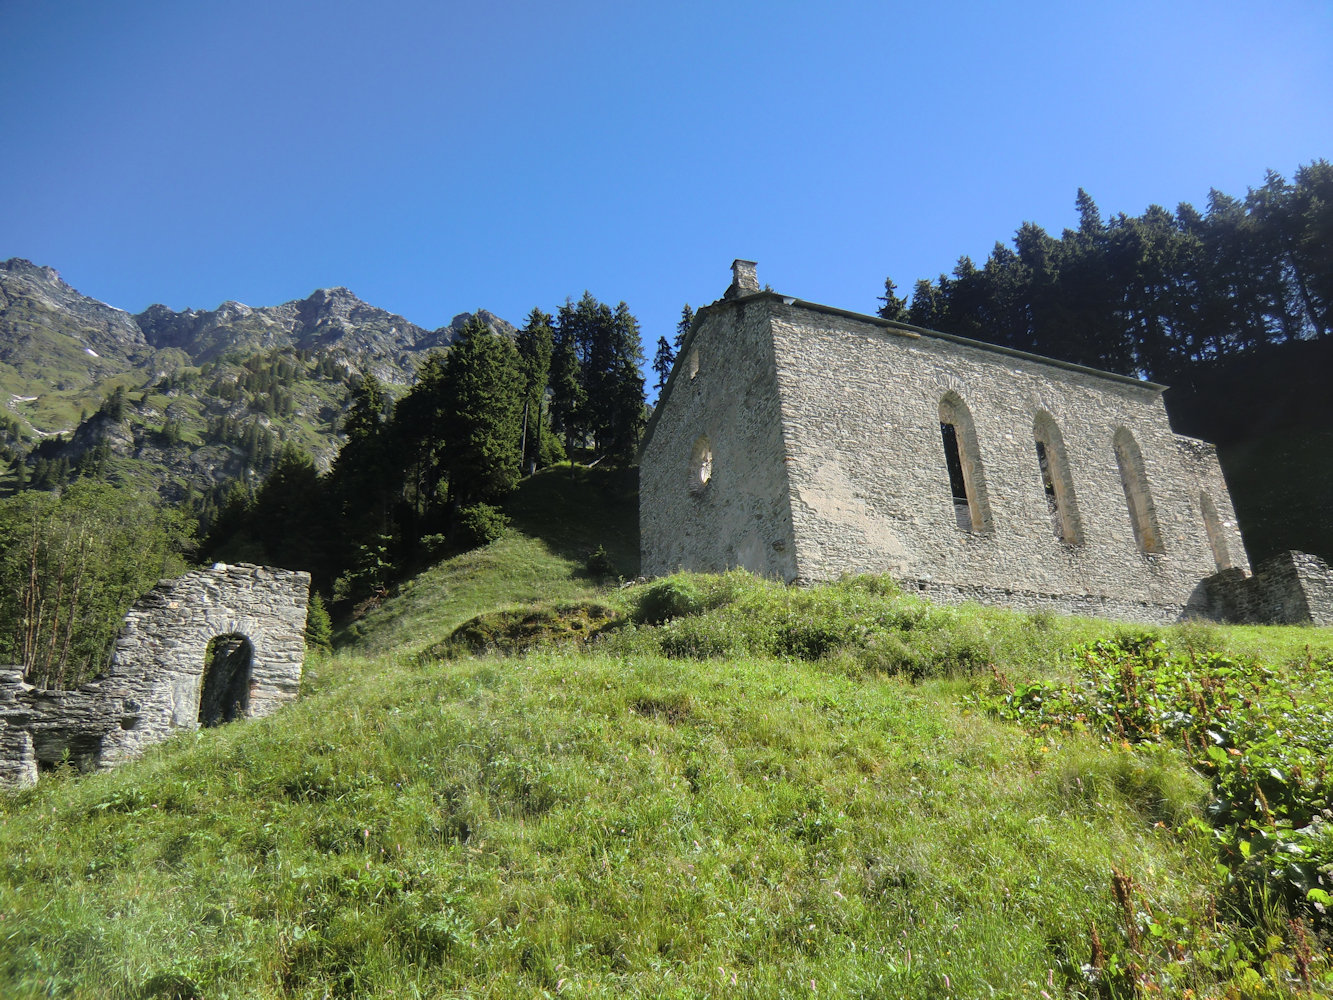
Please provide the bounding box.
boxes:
[725,259,759,299]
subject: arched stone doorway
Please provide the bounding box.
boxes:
[199,634,254,727]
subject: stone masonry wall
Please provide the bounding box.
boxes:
[640,298,799,580]
[640,268,1325,626]
[1,562,309,788]
[1205,550,1333,625]
[765,298,1247,620]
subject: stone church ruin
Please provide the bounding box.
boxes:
[0,563,310,788]
[641,261,1333,626]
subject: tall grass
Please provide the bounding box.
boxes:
[0,647,1233,998]
[5,459,1332,997]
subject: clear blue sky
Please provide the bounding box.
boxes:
[3,0,1330,369]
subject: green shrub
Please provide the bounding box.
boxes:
[305,592,333,651]
[635,577,705,624]
[538,431,567,468]
[455,503,510,549]
[585,544,616,579]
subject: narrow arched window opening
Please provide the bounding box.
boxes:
[199,634,254,727]
[1113,428,1164,555]
[1033,412,1083,545]
[938,392,993,534]
[1200,493,1232,571]
[689,435,712,495]
[686,347,700,380]
[940,422,970,530]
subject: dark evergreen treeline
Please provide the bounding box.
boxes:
[0,482,194,688]
[0,294,645,683]
[878,162,1333,382]
[207,295,646,607]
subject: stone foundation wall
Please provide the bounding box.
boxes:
[1204,551,1333,626]
[1,563,310,788]
[897,579,1196,624]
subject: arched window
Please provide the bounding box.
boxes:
[685,346,700,380]
[939,392,993,533]
[689,435,713,494]
[1113,427,1164,554]
[1033,411,1083,545]
[1200,492,1233,571]
[199,634,254,727]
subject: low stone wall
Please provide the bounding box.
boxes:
[1204,551,1333,626]
[894,578,1198,625]
[898,550,1333,626]
[0,563,310,789]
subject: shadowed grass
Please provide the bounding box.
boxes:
[339,466,637,655]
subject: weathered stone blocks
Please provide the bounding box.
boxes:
[1,562,310,788]
[642,262,1326,627]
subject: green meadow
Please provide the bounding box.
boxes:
[2,470,1331,998]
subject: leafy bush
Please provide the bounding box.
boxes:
[0,481,194,688]
[986,637,1333,932]
[635,577,704,624]
[455,503,510,549]
[538,430,566,468]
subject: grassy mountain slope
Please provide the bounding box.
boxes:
[4,469,1333,997]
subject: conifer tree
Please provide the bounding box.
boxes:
[516,308,555,472]
[876,278,908,321]
[651,336,675,394]
[548,317,586,458]
[438,316,524,510]
[674,304,694,349]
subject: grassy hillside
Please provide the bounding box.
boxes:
[340,465,638,654]
[2,469,1333,998]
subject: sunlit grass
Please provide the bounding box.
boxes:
[0,648,1228,998]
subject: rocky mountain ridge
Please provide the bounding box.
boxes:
[1,257,516,509]
[1,257,513,438]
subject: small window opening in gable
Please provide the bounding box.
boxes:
[686,347,700,380]
[689,435,713,494]
[1113,427,1164,555]
[1200,492,1233,571]
[1033,412,1084,545]
[199,634,254,727]
[938,392,993,534]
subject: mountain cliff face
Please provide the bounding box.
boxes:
[135,287,446,372]
[0,258,514,505]
[0,259,150,364]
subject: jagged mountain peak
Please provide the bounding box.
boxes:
[1,257,147,361]
[447,309,518,338]
[1,257,64,286]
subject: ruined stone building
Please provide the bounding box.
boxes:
[1,563,310,788]
[641,260,1333,625]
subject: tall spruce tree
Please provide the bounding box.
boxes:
[555,293,645,463]
[674,304,694,349]
[438,316,524,510]
[516,308,555,473]
[876,278,908,321]
[548,330,585,459]
[651,336,675,394]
